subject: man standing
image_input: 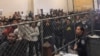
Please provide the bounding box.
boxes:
[0,32,28,56]
[63,19,75,52]
[21,11,26,20]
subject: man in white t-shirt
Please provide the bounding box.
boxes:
[21,11,26,20]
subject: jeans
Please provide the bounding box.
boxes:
[29,41,39,56]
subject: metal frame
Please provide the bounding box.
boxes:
[0,12,90,28]
[52,39,77,54]
[0,11,100,55]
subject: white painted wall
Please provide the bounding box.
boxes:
[0,0,33,17]
[34,0,74,15]
[0,0,74,16]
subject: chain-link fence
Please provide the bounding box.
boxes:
[0,11,100,56]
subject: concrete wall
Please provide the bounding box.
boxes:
[34,0,74,15]
[0,0,33,17]
[0,0,96,16]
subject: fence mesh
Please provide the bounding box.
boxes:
[0,11,100,56]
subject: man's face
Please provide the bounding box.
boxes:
[13,20,18,24]
[0,22,3,26]
[76,26,82,35]
[66,20,71,25]
[76,16,80,20]
[7,33,16,42]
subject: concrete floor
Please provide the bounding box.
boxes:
[54,46,78,56]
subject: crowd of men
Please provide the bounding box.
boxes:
[0,9,100,56]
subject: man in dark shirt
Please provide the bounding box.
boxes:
[43,19,53,38]
[74,26,87,56]
[63,19,75,52]
[0,32,28,56]
[54,19,63,49]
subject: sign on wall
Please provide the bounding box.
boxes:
[74,0,94,11]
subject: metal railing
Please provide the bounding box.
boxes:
[0,11,99,56]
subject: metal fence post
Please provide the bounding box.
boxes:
[40,20,44,56]
[90,11,95,35]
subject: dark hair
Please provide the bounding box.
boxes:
[66,19,72,24]
[77,26,85,34]
[81,27,85,33]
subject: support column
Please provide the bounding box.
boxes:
[28,0,34,12]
